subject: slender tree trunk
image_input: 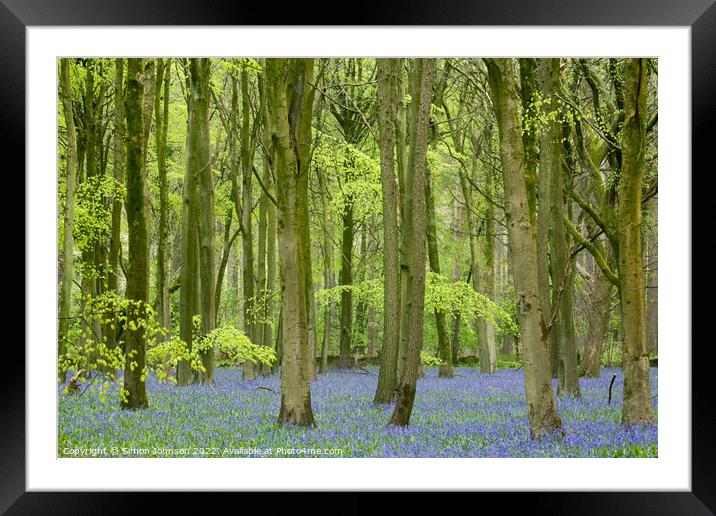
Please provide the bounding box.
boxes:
[155,58,171,339]
[458,163,482,365]
[537,58,580,396]
[58,59,78,384]
[353,225,370,348]
[374,58,401,403]
[215,210,240,322]
[121,58,149,410]
[237,70,258,380]
[79,62,102,361]
[256,64,278,376]
[317,168,334,374]
[485,58,562,438]
[389,58,434,426]
[338,203,354,368]
[107,59,124,304]
[299,151,317,381]
[425,158,454,378]
[475,137,498,374]
[268,58,316,427]
[450,191,463,364]
[394,59,409,384]
[264,147,277,372]
[257,167,269,346]
[619,58,653,425]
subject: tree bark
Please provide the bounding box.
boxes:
[337,203,354,368]
[317,167,334,374]
[389,58,434,426]
[238,70,258,380]
[107,59,124,304]
[485,58,562,438]
[268,58,316,427]
[192,59,216,384]
[155,58,171,339]
[475,131,498,374]
[58,59,79,384]
[619,58,653,425]
[537,58,580,396]
[374,58,402,403]
[121,58,149,410]
[425,156,454,378]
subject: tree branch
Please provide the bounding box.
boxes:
[564,216,619,286]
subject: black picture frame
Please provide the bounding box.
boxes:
[5,0,711,512]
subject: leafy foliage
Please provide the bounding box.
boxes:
[420,351,445,368]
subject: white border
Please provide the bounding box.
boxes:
[27,27,691,491]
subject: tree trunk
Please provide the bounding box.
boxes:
[318,168,334,374]
[237,70,258,381]
[79,61,103,362]
[425,156,454,378]
[619,58,653,425]
[394,59,409,384]
[268,58,316,427]
[485,58,562,438]
[537,58,580,396]
[121,58,149,410]
[191,59,216,384]
[475,133,498,374]
[645,198,658,354]
[259,65,278,375]
[458,162,481,365]
[299,150,317,381]
[374,58,402,403]
[107,58,124,304]
[389,58,434,426]
[58,59,78,384]
[215,210,240,323]
[337,203,354,368]
[155,58,171,339]
[450,191,463,364]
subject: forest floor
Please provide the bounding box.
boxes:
[58,366,658,458]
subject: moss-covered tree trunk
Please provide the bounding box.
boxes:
[374,58,402,403]
[121,58,149,410]
[58,59,78,384]
[485,58,562,438]
[154,58,171,339]
[526,60,558,379]
[537,58,580,396]
[236,70,258,381]
[268,58,316,427]
[619,58,653,425]
[191,59,216,384]
[425,158,454,378]
[259,63,278,373]
[389,58,434,426]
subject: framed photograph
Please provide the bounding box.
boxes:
[7,0,711,512]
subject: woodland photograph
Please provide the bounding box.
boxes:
[57,57,658,458]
